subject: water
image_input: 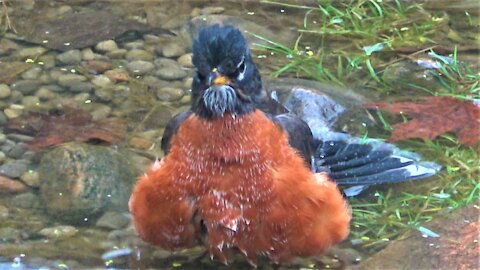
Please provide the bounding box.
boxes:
[0,0,478,269]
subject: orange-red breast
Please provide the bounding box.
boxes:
[129,25,350,266]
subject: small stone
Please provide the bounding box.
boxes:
[154,58,187,80]
[57,74,87,87]
[161,42,186,58]
[0,134,6,143]
[129,137,154,150]
[201,6,225,15]
[126,61,155,76]
[11,192,38,209]
[7,134,34,143]
[1,139,14,153]
[21,96,40,110]
[96,211,131,230]
[95,40,119,53]
[56,49,82,65]
[7,143,29,159]
[126,49,154,61]
[36,88,57,101]
[0,204,8,218]
[39,225,78,239]
[104,69,129,82]
[20,170,40,187]
[152,249,172,260]
[38,54,56,68]
[124,41,145,50]
[183,77,193,90]
[4,107,23,119]
[156,87,184,102]
[142,76,169,89]
[179,94,191,105]
[106,49,128,59]
[0,84,12,99]
[68,81,94,93]
[90,104,112,121]
[18,47,47,59]
[0,112,7,125]
[11,80,42,95]
[91,75,113,88]
[0,161,28,178]
[21,67,43,80]
[0,175,27,193]
[81,48,96,60]
[177,53,194,68]
[39,84,64,93]
[95,87,113,102]
[0,227,21,241]
[82,60,113,74]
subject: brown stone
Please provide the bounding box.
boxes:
[0,176,27,193]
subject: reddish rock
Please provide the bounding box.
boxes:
[83,60,113,74]
[0,176,27,193]
[356,205,479,270]
[104,69,130,82]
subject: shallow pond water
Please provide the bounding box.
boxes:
[0,0,478,269]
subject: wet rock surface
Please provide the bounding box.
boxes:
[356,205,479,270]
[38,143,135,224]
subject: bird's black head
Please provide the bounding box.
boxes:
[191,25,263,119]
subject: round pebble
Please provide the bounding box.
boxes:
[11,192,38,209]
[36,88,57,100]
[161,42,186,57]
[124,41,145,50]
[126,49,154,61]
[21,96,40,110]
[96,211,131,230]
[0,84,12,99]
[0,134,6,143]
[104,69,129,82]
[81,48,96,60]
[126,60,155,76]
[18,47,47,58]
[0,204,8,218]
[95,40,119,52]
[21,67,43,80]
[177,53,194,68]
[106,49,128,59]
[56,49,82,65]
[154,58,187,80]
[0,161,28,178]
[57,74,87,87]
[6,142,29,159]
[68,81,94,93]
[156,87,184,101]
[91,75,113,88]
[39,225,78,239]
[20,170,40,187]
[11,80,42,95]
[4,107,23,119]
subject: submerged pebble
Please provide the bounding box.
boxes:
[0,84,12,99]
[39,225,78,239]
[126,61,155,76]
[96,211,131,230]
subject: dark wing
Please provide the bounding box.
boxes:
[314,139,441,186]
[161,110,193,154]
[268,113,314,166]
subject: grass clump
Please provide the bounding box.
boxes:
[256,0,479,249]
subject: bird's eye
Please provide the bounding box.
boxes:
[237,60,247,81]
